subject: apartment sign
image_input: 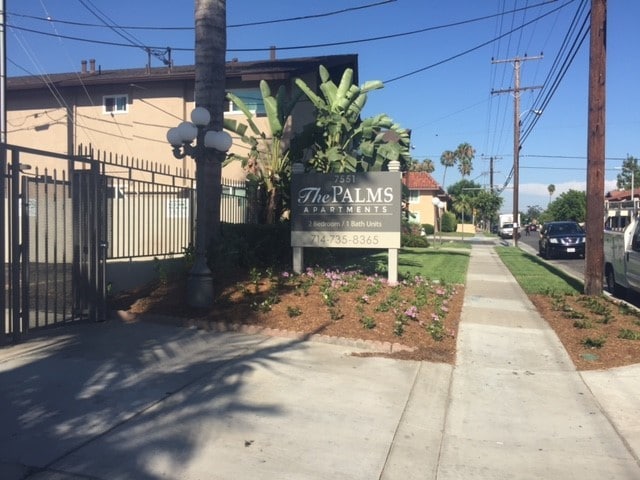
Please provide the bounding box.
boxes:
[291,172,401,248]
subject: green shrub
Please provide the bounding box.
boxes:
[402,234,430,247]
[582,336,606,348]
[440,211,458,232]
[422,223,435,235]
[618,329,640,340]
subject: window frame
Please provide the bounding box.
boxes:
[225,88,265,116]
[103,94,129,114]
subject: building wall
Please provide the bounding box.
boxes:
[6,68,324,179]
[407,190,443,226]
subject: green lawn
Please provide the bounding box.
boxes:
[495,246,582,295]
[304,243,584,291]
[321,247,470,285]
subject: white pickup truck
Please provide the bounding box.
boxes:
[603,214,640,296]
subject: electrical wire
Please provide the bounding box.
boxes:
[7,0,589,180]
[492,0,588,194]
[383,1,573,84]
[8,0,397,30]
[6,0,567,55]
[520,0,589,143]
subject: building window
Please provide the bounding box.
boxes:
[103,95,128,114]
[226,88,265,115]
[409,191,420,204]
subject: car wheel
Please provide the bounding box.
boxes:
[605,266,625,297]
[539,244,544,257]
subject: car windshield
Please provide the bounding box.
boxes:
[550,223,583,235]
[503,223,513,228]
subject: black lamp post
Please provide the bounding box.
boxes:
[166,106,232,308]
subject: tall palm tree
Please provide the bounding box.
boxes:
[440,150,456,188]
[455,142,475,178]
[453,194,473,224]
[547,184,556,205]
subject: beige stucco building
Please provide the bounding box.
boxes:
[6,54,359,179]
[402,171,448,227]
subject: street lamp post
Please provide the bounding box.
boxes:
[167,106,233,308]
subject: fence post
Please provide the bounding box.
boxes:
[10,149,22,341]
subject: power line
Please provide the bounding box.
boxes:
[8,1,398,30]
[485,0,587,189]
[383,0,574,83]
[520,0,590,144]
[229,0,398,28]
[6,0,570,56]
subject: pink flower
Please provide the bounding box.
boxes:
[404,306,419,319]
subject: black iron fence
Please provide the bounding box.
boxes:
[2,144,106,341]
[3,143,257,342]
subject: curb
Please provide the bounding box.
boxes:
[113,310,417,355]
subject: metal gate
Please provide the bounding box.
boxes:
[2,144,106,343]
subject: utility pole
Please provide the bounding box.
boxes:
[490,156,494,192]
[1,0,6,144]
[584,0,607,295]
[488,155,502,192]
[492,55,542,247]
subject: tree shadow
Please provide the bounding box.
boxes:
[0,319,327,479]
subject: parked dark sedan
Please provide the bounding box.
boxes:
[538,221,586,259]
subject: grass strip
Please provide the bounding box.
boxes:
[496,246,582,295]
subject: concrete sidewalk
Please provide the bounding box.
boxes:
[0,241,639,479]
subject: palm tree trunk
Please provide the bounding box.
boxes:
[188,0,226,307]
[195,0,226,250]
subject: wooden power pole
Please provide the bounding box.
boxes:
[584,0,607,295]
[492,55,542,246]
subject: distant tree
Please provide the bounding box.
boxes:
[524,205,544,225]
[616,155,640,191]
[546,189,586,223]
[440,150,456,188]
[447,179,482,199]
[452,194,473,223]
[409,158,435,172]
[474,190,503,229]
[547,184,556,205]
[455,142,475,178]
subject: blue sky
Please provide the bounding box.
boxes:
[6,0,638,214]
